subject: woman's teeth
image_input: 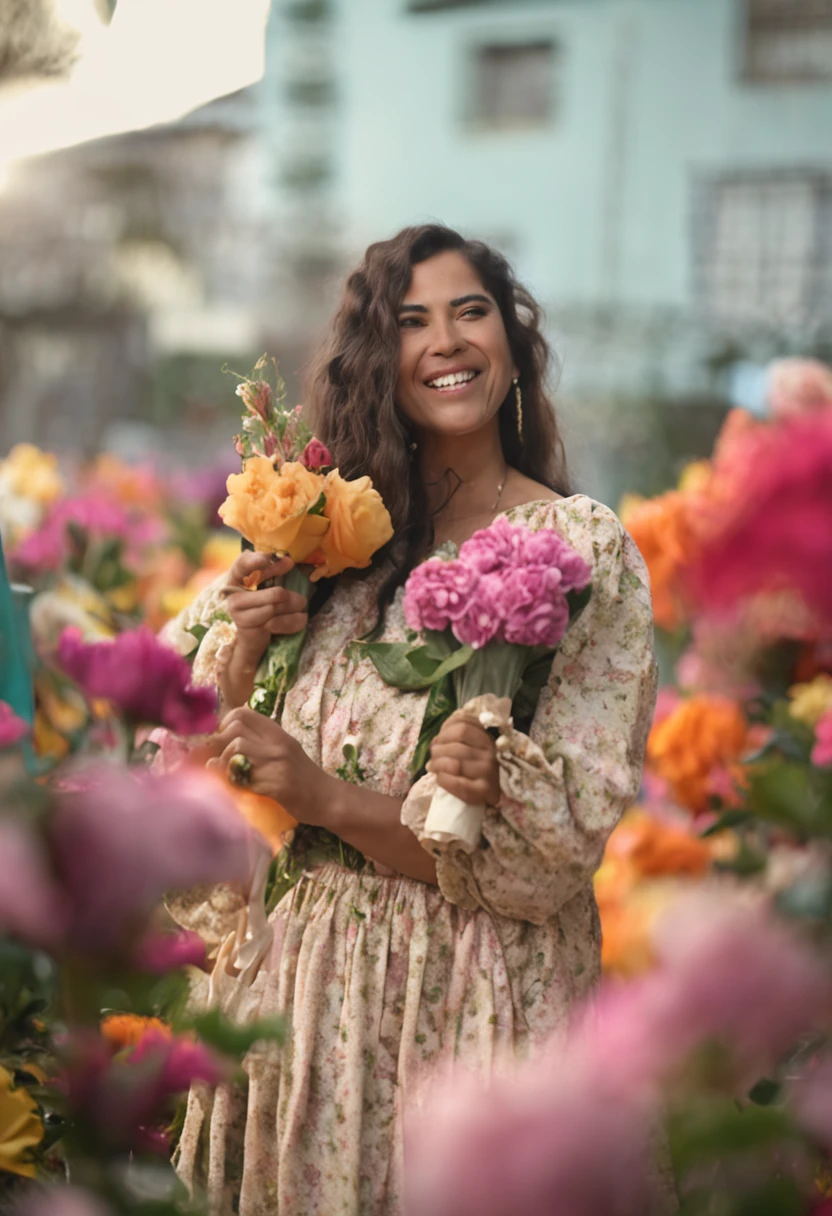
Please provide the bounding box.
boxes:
[427,370,478,390]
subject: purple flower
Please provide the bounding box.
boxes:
[404,558,478,634]
[132,929,206,974]
[0,700,29,748]
[450,574,505,649]
[12,493,160,574]
[0,818,65,949]
[51,765,255,951]
[131,1030,226,1093]
[502,567,571,648]
[58,626,217,734]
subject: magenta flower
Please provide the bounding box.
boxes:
[236,378,273,420]
[15,1187,115,1216]
[132,928,206,974]
[58,626,217,734]
[520,527,591,593]
[404,558,478,634]
[299,437,333,471]
[0,700,29,747]
[813,709,832,767]
[501,566,571,647]
[451,573,504,650]
[131,1030,226,1093]
[458,516,524,575]
[0,818,65,949]
[51,765,255,951]
[767,357,832,420]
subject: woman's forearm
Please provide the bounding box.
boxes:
[316,776,438,886]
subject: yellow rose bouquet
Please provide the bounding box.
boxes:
[216,357,393,718]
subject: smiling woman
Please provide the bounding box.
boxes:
[166,224,657,1215]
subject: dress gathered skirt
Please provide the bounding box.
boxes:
[163,495,658,1215]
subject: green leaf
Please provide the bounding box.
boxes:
[307,491,327,517]
[669,1096,797,1176]
[187,1007,286,1058]
[408,643,473,684]
[748,760,832,838]
[356,642,434,690]
[411,673,456,776]
[699,809,753,837]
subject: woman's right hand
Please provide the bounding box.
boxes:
[224,551,309,667]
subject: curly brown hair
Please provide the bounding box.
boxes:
[305,223,572,626]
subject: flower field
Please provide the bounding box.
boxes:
[1,356,832,1212]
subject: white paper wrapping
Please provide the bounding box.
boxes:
[422,787,485,855]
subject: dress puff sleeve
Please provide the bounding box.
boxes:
[401,496,658,926]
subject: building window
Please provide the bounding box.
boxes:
[468,41,558,130]
[744,0,832,83]
[694,172,832,328]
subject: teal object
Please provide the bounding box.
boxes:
[0,535,34,725]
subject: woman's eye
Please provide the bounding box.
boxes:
[461,307,487,319]
[399,317,423,328]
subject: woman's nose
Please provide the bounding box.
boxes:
[430,319,464,358]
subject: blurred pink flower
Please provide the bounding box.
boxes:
[299,438,333,471]
[404,558,478,634]
[132,929,206,974]
[11,493,159,573]
[236,378,273,420]
[0,700,29,747]
[0,818,65,948]
[51,765,254,951]
[812,710,832,767]
[60,1029,226,1153]
[792,1054,832,1154]
[688,412,832,624]
[768,358,832,420]
[58,626,217,734]
[15,1187,114,1216]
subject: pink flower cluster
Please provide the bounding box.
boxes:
[0,700,29,747]
[58,626,217,734]
[404,518,591,650]
[299,437,333,471]
[407,895,831,1216]
[11,492,160,573]
[688,410,832,625]
[0,765,254,953]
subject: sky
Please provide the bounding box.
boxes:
[0,0,270,190]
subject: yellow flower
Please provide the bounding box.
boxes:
[788,674,832,727]
[0,1065,43,1179]
[219,458,329,559]
[0,444,63,505]
[677,460,712,494]
[310,469,394,581]
[201,533,241,571]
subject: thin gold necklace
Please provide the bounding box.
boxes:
[490,465,509,513]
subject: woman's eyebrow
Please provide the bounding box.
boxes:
[398,293,491,314]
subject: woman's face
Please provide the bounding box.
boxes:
[395,250,516,440]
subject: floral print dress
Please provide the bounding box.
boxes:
[166,495,657,1216]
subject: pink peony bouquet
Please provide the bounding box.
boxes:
[362,517,591,851]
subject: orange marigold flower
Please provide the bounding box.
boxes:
[646,694,749,815]
[621,491,698,631]
[101,1014,172,1050]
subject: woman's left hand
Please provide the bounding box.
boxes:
[206,707,329,822]
[426,713,500,806]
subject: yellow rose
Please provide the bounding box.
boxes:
[0,1065,43,1179]
[218,457,329,559]
[788,674,832,727]
[310,469,394,581]
[1,443,63,505]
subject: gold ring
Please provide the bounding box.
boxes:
[228,753,253,787]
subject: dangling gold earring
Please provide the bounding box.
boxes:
[513,377,524,443]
